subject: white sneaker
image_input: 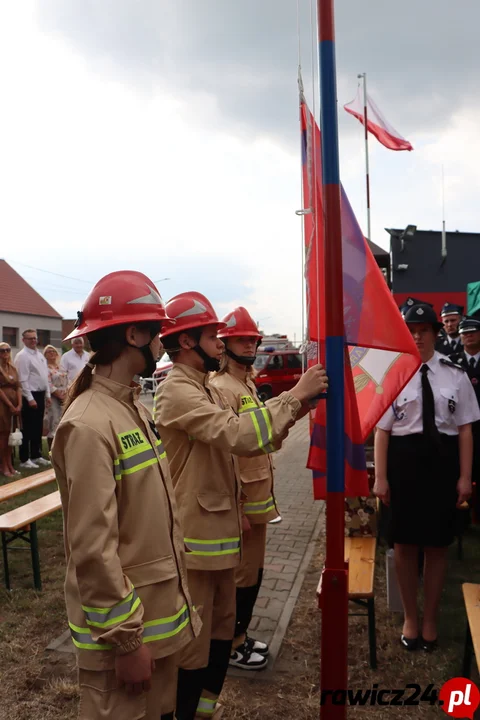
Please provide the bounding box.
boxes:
[269,516,282,524]
[229,641,268,670]
[32,457,51,466]
[20,460,39,469]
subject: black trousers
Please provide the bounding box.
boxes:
[235,568,263,639]
[20,391,46,463]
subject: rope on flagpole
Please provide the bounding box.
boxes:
[296,0,307,361]
[310,0,321,365]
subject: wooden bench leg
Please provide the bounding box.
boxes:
[367,598,377,670]
[1,532,10,591]
[463,621,473,678]
[30,522,42,592]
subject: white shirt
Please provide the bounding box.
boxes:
[464,351,480,367]
[60,349,90,384]
[14,347,50,402]
[377,351,480,436]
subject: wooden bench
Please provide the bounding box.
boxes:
[462,583,480,677]
[345,536,377,669]
[0,469,56,504]
[0,491,61,591]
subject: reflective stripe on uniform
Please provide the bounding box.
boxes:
[143,604,190,642]
[239,396,275,453]
[249,407,275,453]
[114,447,158,478]
[184,537,241,556]
[196,697,217,716]
[82,589,141,629]
[243,496,275,515]
[69,604,190,650]
[155,437,166,459]
[69,622,114,651]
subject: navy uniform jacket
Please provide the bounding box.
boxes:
[436,333,461,357]
[452,350,480,470]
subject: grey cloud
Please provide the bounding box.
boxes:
[37,0,480,145]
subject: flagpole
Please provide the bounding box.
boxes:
[359,72,371,241]
[317,1,348,718]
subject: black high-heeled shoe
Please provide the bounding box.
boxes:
[420,636,437,653]
[400,634,419,651]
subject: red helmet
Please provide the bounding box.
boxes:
[65,271,166,341]
[161,291,226,339]
[218,307,262,341]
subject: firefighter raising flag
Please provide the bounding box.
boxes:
[300,97,420,499]
[344,85,413,151]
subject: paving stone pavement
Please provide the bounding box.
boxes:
[48,402,325,669]
[244,415,325,665]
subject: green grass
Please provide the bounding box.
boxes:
[1,450,480,719]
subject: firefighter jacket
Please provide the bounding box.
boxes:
[154,363,301,572]
[210,365,279,524]
[51,374,201,672]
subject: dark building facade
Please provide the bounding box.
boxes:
[388,228,480,314]
[367,238,390,283]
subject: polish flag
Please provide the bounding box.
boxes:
[344,87,413,151]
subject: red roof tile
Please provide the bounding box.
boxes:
[0,260,62,319]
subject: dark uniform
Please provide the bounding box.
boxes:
[436,302,464,357]
[377,305,480,547]
[399,296,432,318]
[452,315,480,519]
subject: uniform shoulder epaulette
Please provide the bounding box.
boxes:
[439,357,466,372]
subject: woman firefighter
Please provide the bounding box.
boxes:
[51,271,201,720]
[154,292,328,719]
[210,306,282,670]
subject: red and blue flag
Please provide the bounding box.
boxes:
[300,98,420,499]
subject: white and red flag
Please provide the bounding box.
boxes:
[344,87,413,151]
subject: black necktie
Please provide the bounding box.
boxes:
[451,340,457,353]
[470,357,476,370]
[420,364,440,445]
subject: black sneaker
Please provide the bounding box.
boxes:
[229,641,268,670]
[245,633,269,657]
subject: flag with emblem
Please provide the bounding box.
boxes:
[300,97,421,499]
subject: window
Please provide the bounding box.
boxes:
[2,327,18,347]
[286,353,303,369]
[267,354,283,370]
[253,354,269,370]
[37,329,51,348]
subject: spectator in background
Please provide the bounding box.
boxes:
[435,303,464,357]
[60,337,90,384]
[14,329,51,469]
[0,343,22,477]
[43,345,68,450]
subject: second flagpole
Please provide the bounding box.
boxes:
[358,72,371,242]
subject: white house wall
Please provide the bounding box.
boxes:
[0,312,63,358]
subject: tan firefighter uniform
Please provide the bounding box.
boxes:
[154,363,300,665]
[210,366,277,589]
[51,374,201,720]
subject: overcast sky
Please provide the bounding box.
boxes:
[1,1,479,340]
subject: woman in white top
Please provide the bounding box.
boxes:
[43,345,68,449]
[374,304,480,652]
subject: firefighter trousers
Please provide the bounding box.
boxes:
[176,568,236,720]
[234,524,266,647]
[78,653,177,720]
